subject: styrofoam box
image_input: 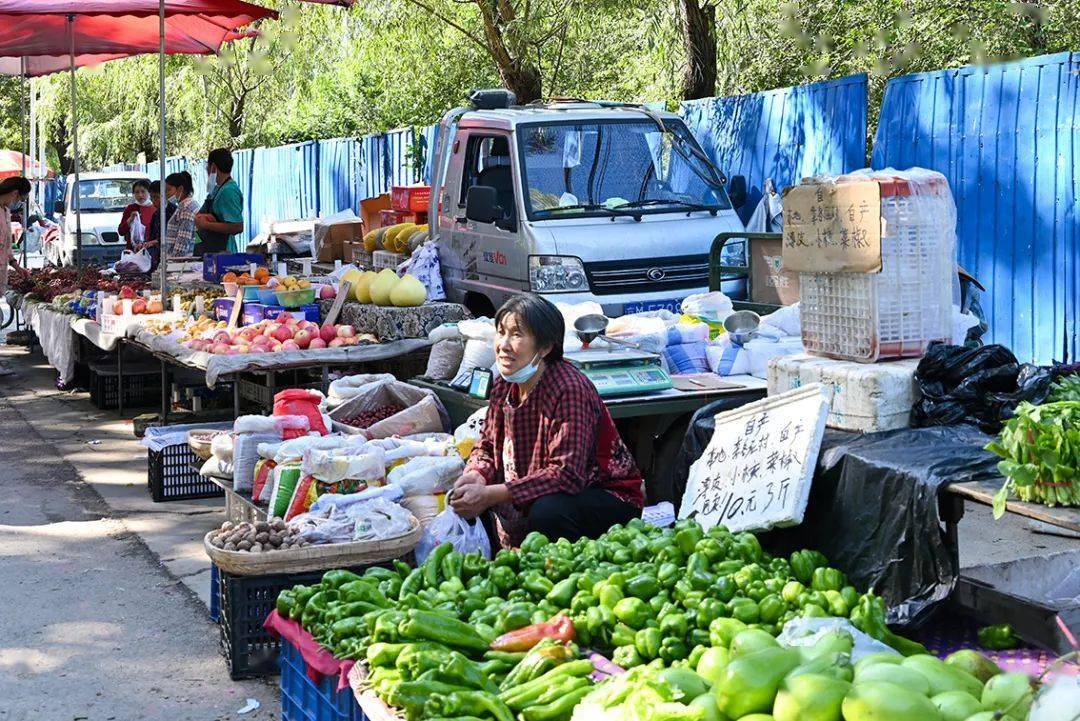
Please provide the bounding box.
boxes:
[767,354,921,432]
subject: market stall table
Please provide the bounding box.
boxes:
[409,375,768,499]
[943,478,1080,535]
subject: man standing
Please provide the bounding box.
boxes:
[194,148,245,255]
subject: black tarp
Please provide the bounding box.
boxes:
[673,401,1000,628]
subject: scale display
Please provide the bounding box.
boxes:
[566,348,673,397]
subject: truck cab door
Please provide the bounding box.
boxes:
[444,131,526,314]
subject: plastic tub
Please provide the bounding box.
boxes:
[275,288,316,309]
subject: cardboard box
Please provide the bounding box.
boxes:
[379,209,427,227]
[342,240,369,266]
[314,218,365,263]
[391,185,431,213]
[360,194,392,231]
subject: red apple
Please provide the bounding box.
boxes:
[336,324,356,339]
[319,284,336,300]
[275,311,291,324]
[308,338,327,350]
[264,323,280,337]
[293,329,313,349]
[119,286,136,300]
[281,340,300,352]
[271,325,294,343]
[319,324,338,343]
[327,337,345,348]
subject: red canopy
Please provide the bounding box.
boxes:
[0,150,52,180]
[0,0,276,76]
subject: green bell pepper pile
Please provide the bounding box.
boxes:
[275,520,929,721]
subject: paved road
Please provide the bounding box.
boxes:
[0,389,278,721]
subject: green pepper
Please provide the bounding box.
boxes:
[611,622,637,648]
[276,590,296,618]
[424,543,454,588]
[624,574,660,599]
[289,585,317,621]
[714,559,744,576]
[328,616,366,645]
[659,636,688,663]
[695,598,724,629]
[339,580,389,608]
[366,642,409,668]
[520,531,550,554]
[811,566,845,593]
[490,565,516,593]
[688,628,711,649]
[374,610,406,642]
[790,549,828,585]
[712,575,737,602]
[321,569,363,589]
[493,549,520,569]
[570,591,596,615]
[398,609,489,652]
[399,569,424,600]
[435,652,499,693]
[585,605,614,640]
[802,603,828,618]
[386,678,473,719]
[461,551,484,579]
[659,612,688,638]
[519,685,591,721]
[781,580,805,604]
[380,576,403,600]
[730,598,760,624]
[694,537,724,562]
[758,594,786,624]
[840,585,859,609]
[613,644,643,668]
[326,600,379,624]
[803,590,829,610]
[495,602,535,634]
[578,569,606,593]
[613,597,650,629]
[521,572,555,599]
[546,575,580,609]
[635,627,662,659]
[823,590,849,617]
[440,551,464,582]
[733,532,763,563]
[682,590,706,610]
[978,623,1020,650]
[657,562,680,588]
[688,644,707,670]
[675,524,704,555]
[301,590,332,629]
[596,582,624,610]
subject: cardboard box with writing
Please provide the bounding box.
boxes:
[314,218,365,263]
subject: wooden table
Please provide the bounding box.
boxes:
[944,478,1080,534]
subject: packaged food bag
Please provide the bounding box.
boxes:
[232,432,281,492]
[268,464,303,519]
[401,494,447,527]
[386,455,464,496]
[454,406,488,459]
[251,458,277,503]
[273,389,329,435]
[285,475,320,521]
[327,373,397,408]
[329,379,449,439]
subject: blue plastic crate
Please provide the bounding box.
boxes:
[209,564,220,623]
[279,640,366,721]
[203,252,265,282]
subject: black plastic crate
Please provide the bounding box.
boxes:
[218,564,388,680]
[148,443,223,502]
[89,362,160,410]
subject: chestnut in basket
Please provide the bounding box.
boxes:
[339,404,405,430]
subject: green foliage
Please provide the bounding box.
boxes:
[5,0,1080,169]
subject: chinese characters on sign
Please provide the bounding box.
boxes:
[781,179,883,273]
[678,384,829,532]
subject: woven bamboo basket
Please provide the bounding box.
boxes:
[204,518,421,576]
[187,429,226,461]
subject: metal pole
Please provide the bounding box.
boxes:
[20,58,27,268]
[158,0,168,297]
[68,15,82,269]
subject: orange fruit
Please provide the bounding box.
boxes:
[222,272,237,283]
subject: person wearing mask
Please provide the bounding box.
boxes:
[118,179,155,250]
[450,293,644,545]
[163,171,200,259]
[194,148,244,255]
[136,180,174,271]
[0,177,29,375]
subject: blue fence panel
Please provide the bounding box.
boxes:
[385,127,416,188]
[420,123,439,184]
[228,150,251,239]
[872,52,1080,363]
[246,141,319,241]
[317,138,359,215]
[359,133,387,200]
[681,74,868,221]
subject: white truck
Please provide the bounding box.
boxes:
[428,90,747,317]
[47,170,149,267]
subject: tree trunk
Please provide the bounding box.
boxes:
[229,94,246,140]
[497,61,543,105]
[680,0,717,100]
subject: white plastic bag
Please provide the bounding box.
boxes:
[403,240,446,301]
[778,617,896,663]
[326,373,396,408]
[129,213,146,245]
[387,455,464,496]
[200,455,234,480]
[211,432,234,462]
[301,447,386,485]
[233,432,282,492]
[414,508,491,564]
[234,414,309,436]
[117,248,152,273]
[681,291,734,323]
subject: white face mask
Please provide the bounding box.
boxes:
[136,196,152,207]
[207,167,218,193]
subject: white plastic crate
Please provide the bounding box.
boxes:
[767,354,921,432]
[799,171,955,362]
[372,250,407,271]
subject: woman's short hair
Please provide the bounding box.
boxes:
[148,180,161,194]
[0,176,31,195]
[165,171,194,196]
[495,293,565,363]
[132,179,151,192]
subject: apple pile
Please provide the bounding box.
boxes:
[182,311,368,355]
[110,285,164,315]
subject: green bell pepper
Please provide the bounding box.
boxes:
[733,532,764,563]
[495,602,535,634]
[675,524,704,555]
[659,612,688,638]
[694,537,725,562]
[321,569,363,589]
[730,598,760,624]
[823,590,849,617]
[635,627,662,659]
[520,531,550,554]
[493,549,520,569]
[695,598,724,629]
[521,572,555,599]
[366,642,409,668]
[790,549,828,585]
[462,551,485,579]
[781,580,805,604]
[978,623,1020,650]
[758,594,786,624]
[613,597,650,629]
[546,575,580,608]
[688,628,711,649]
[570,591,596,615]
[659,636,688,663]
[811,566,845,593]
[624,574,660,599]
[709,617,748,648]
[288,585,317,621]
[490,566,516,593]
[649,591,671,615]
[712,575,737,602]
[613,644,644,668]
[276,590,296,618]
[596,582,624,610]
[657,562,680,589]
[611,622,637,648]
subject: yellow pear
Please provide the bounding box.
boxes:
[390,274,427,307]
[369,269,401,306]
[353,271,379,303]
[341,268,363,289]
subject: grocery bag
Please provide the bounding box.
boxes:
[414,508,491,563]
[329,379,449,439]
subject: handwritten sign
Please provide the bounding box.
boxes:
[781,180,882,273]
[226,287,245,331]
[324,280,352,326]
[678,384,829,533]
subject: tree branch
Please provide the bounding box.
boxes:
[401,0,492,55]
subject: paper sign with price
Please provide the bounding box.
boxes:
[678,384,829,532]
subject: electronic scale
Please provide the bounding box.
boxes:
[567,314,673,397]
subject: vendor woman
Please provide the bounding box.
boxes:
[450,293,644,546]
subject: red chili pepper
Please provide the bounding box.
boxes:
[489,614,576,652]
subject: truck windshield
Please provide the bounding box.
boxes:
[518,119,730,220]
[76,179,137,213]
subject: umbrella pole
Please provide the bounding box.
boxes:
[68,14,81,270]
[20,58,27,268]
[158,0,168,298]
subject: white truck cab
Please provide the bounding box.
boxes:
[48,170,148,267]
[429,90,747,318]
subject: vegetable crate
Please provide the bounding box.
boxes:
[89,361,160,410]
[148,442,224,502]
[280,640,366,721]
[372,251,406,271]
[219,566,372,681]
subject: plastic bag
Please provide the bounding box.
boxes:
[116,249,151,274]
[350,497,416,541]
[403,240,446,301]
[426,339,464,380]
[233,414,309,436]
[129,213,145,245]
[199,455,233,480]
[401,494,445,527]
[326,373,396,408]
[387,455,464,496]
[274,389,329,435]
[268,464,303,518]
[329,379,449,439]
[912,343,1054,433]
[681,292,733,323]
[210,432,234,462]
[778,617,896,663]
[252,459,277,503]
[454,406,488,458]
[414,508,491,564]
[233,432,281,492]
[662,341,709,375]
[301,447,386,486]
[429,323,462,343]
[264,434,356,465]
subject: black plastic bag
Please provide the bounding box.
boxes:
[912,343,1054,433]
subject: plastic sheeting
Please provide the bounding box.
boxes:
[674,403,999,628]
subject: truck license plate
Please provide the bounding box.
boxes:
[623,298,683,314]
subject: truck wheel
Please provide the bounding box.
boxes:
[465,293,496,319]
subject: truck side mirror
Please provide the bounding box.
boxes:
[727,175,747,210]
[53,200,65,215]
[465,185,499,224]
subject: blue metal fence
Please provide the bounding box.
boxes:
[681,74,869,221]
[872,52,1080,363]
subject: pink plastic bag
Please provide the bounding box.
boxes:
[274,389,328,436]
